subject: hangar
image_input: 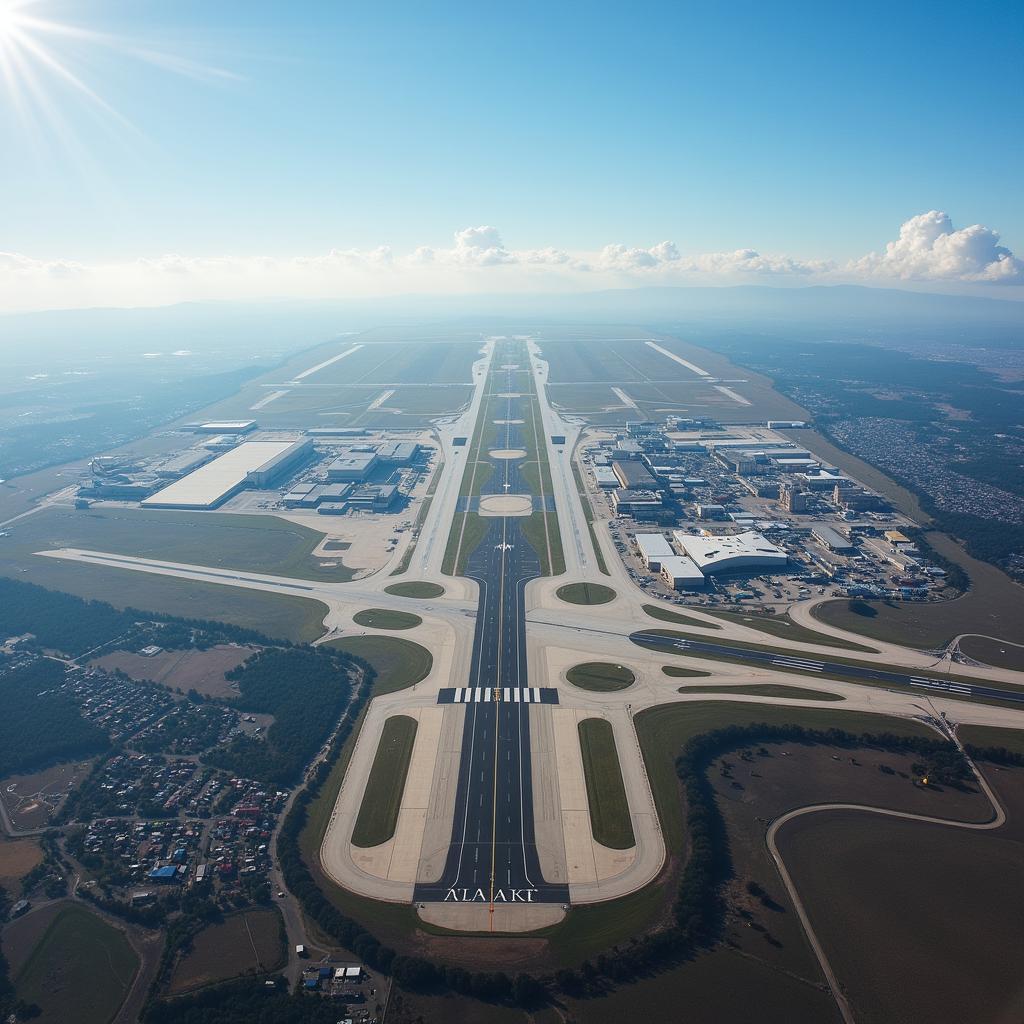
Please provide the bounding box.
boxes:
[672,529,787,575]
[142,439,313,509]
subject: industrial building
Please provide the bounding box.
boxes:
[347,483,399,511]
[659,555,706,590]
[142,439,313,510]
[376,441,420,464]
[283,483,352,509]
[673,529,787,575]
[194,420,256,434]
[811,525,855,553]
[612,489,664,520]
[153,450,212,478]
[327,452,378,482]
[593,466,619,488]
[634,532,675,571]
[612,460,657,490]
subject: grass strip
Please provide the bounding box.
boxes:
[566,661,635,691]
[675,683,844,700]
[351,714,418,848]
[578,718,635,849]
[352,608,422,630]
[643,603,721,628]
[557,582,616,605]
[384,581,445,599]
[704,609,878,652]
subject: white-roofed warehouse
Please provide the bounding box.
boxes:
[142,439,313,509]
[634,532,675,571]
[672,529,787,575]
[660,555,705,589]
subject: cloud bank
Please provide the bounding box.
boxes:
[1,212,1020,312]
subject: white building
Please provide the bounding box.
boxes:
[142,439,312,510]
[673,529,787,575]
[634,532,674,571]
[660,555,706,590]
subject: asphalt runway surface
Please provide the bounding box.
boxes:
[630,631,1024,704]
[414,366,569,906]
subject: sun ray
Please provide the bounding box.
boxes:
[0,0,239,152]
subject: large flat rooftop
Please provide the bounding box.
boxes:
[142,440,299,509]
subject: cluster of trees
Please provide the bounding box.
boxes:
[143,976,344,1024]
[0,657,109,776]
[203,647,359,785]
[966,744,1024,767]
[0,577,278,659]
[0,578,137,657]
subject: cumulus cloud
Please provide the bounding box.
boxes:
[852,210,1023,283]
[0,212,1020,312]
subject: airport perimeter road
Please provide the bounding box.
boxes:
[414,367,569,909]
[630,631,1024,705]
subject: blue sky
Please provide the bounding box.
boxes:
[1,0,1022,308]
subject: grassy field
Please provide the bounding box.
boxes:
[0,523,328,643]
[555,581,616,605]
[959,724,1024,756]
[352,608,422,630]
[675,683,844,700]
[0,838,43,893]
[634,701,934,852]
[565,661,635,691]
[778,806,1024,1024]
[167,908,285,994]
[0,505,356,582]
[563,946,840,1024]
[661,665,711,678]
[643,603,720,628]
[325,635,432,694]
[705,608,877,652]
[577,718,635,850]
[383,580,445,598]
[351,714,418,848]
[14,903,139,1024]
[90,644,254,698]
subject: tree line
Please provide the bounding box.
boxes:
[0,577,279,659]
[0,656,109,777]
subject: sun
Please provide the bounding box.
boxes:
[0,1,237,149]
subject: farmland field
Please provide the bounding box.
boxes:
[89,644,256,698]
[167,908,285,993]
[0,839,43,893]
[14,903,139,1024]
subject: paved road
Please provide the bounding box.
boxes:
[414,362,568,908]
[630,631,1024,705]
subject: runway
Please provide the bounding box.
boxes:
[630,631,1024,705]
[414,360,569,908]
